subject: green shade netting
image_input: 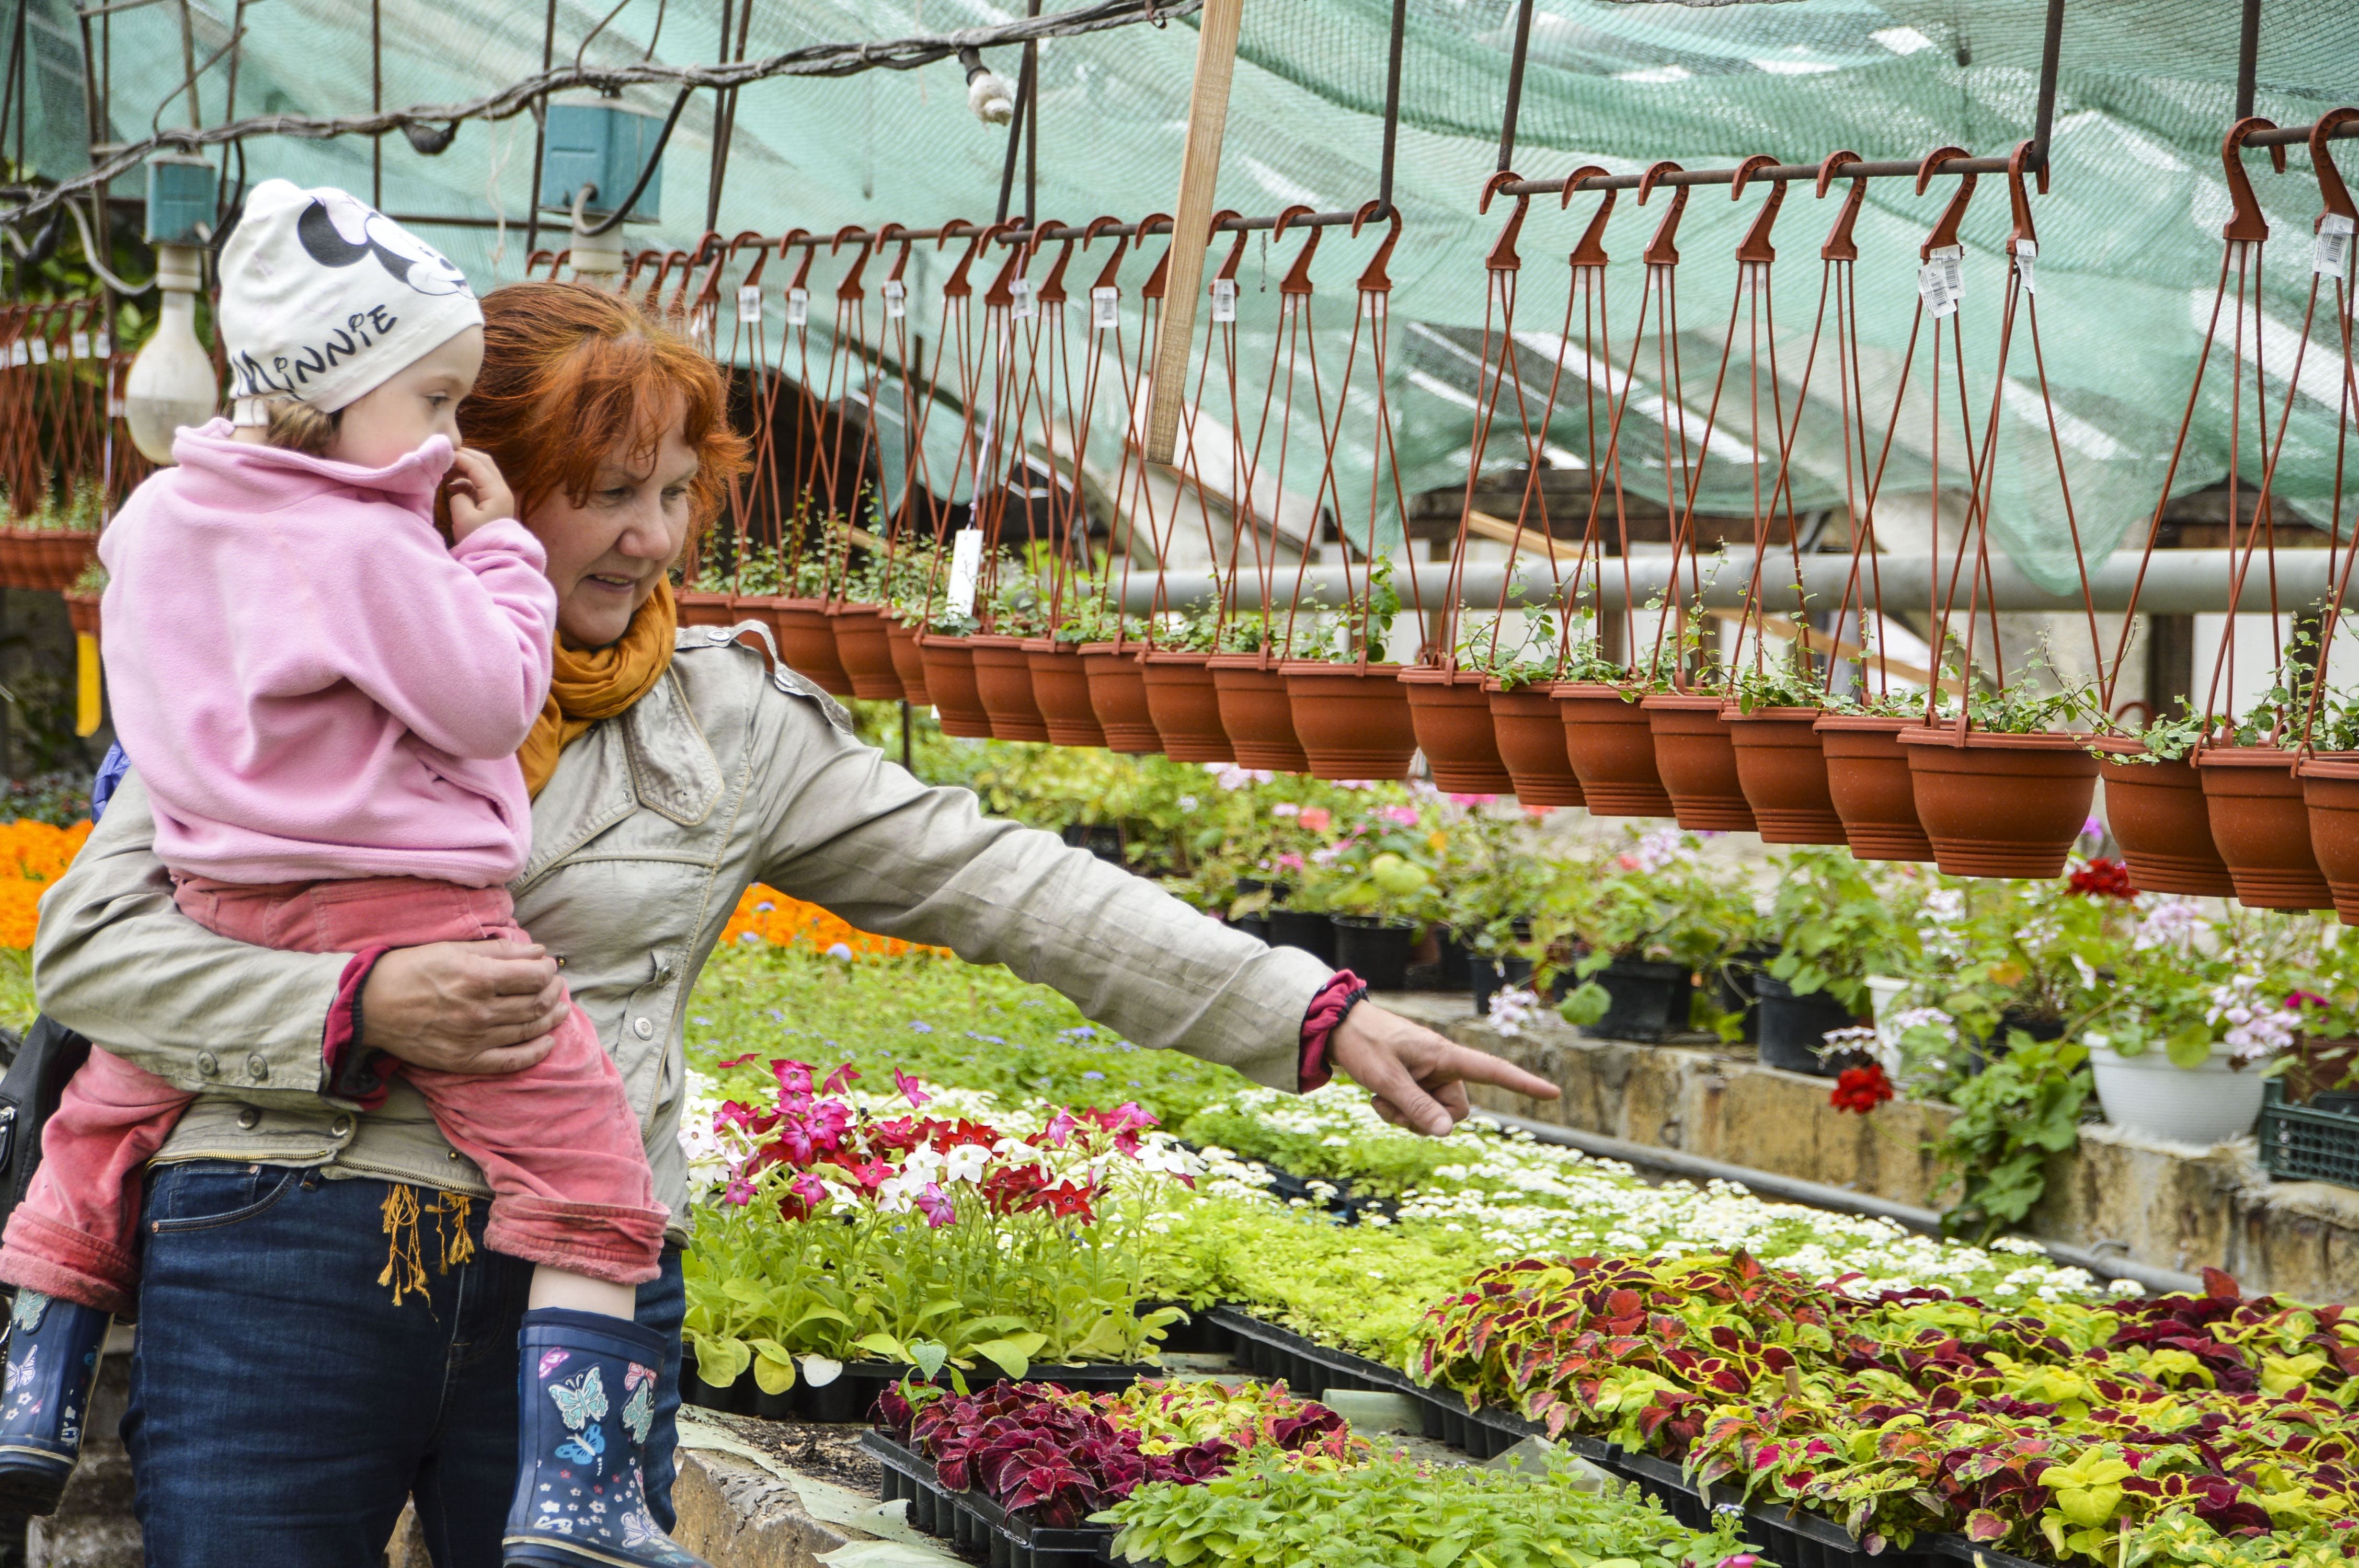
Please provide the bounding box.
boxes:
[35,0,2359,593]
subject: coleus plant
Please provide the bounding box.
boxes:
[877,1377,1358,1529]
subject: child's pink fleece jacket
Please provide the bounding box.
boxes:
[98,420,556,886]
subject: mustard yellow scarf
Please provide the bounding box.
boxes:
[518,580,677,797]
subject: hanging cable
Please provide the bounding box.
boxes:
[576,85,692,236]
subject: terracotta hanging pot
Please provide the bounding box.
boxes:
[1896,727,2099,880]
[1279,661,1417,782]
[1723,706,1846,845]
[1483,680,1583,809]
[884,620,933,708]
[62,590,98,641]
[829,603,906,701]
[1813,714,1936,861]
[1207,653,1309,773]
[0,534,35,591]
[2297,755,2359,925]
[1079,642,1162,754]
[969,635,1051,743]
[2091,737,2233,897]
[1022,639,1108,748]
[5,531,95,592]
[674,590,738,630]
[1640,693,1758,832]
[745,595,854,695]
[1552,682,1671,817]
[2195,745,2333,910]
[1400,667,1514,795]
[917,634,994,738]
[1140,651,1235,763]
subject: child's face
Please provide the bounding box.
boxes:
[328,326,485,469]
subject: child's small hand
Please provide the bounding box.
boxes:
[445,447,518,541]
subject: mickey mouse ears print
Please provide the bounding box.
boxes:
[218,179,484,417]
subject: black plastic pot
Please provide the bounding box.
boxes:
[1965,1007,2066,1076]
[1712,945,1776,1044]
[1232,912,1272,944]
[1268,907,1338,964]
[1471,954,1536,1016]
[1059,822,1125,863]
[1436,930,1472,989]
[1575,958,1692,1042]
[1332,915,1416,990]
[1755,974,1869,1076]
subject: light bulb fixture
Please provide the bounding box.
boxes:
[958,47,1016,125]
[122,244,218,464]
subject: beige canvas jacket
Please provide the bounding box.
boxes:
[30,626,1333,1231]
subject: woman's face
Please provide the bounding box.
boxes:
[523,409,698,650]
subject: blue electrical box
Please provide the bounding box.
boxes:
[539,96,665,224]
[143,154,217,246]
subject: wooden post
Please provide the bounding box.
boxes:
[1143,0,1244,466]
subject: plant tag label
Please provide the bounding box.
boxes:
[735,283,762,322]
[91,332,109,359]
[1919,245,1964,318]
[883,279,907,318]
[1010,279,1035,320]
[68,332,89,360]
[2318,213,2355,277]
[1738,261,1768,294]
[26,338,47,365]
[787,286,809,327]
[1091,286,1119,330]
[1210,277,1237,322]
[944,527,984,618]
[2012,237,2037,295]
[6,342,23,367]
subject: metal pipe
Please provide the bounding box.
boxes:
[2234,0,2261,121]
[1118,548,2359,616]
[776,206,1372,249]
[2031,0,2065,171]
[1471,1108,2205,1298]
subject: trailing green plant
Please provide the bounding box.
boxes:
[1757,848,1917,1014]
[1547,828,1751,1018]
[1928,1029,2092,1242]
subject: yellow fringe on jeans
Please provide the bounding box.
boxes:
[377,1185,480,1308]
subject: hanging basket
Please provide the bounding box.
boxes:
[968,635,1050,743]
[1639,693,1758,833]
[0,530,97,592]
[1140,651,1235,764]
[746,595,854,695]
[1723,706,1846,845]
[1400,667,1514,795]
[1079,643,1162,754]
[1896,727,2099,880]
[2298,755,2359,925]
[829,604,906,702]
[917,635,994,738]
[884,620,933,708]
[1279,661,1417,782]
[62,590,99,641]
[2091,738,2233,897]
[1552,682,1671,817]
[1022,639,1108,748]
[1207,653,1309,773]
[1812,714,1936,862]
[675,590,738,629]
[2195,745,2333,910]
[1482,681,1583,809]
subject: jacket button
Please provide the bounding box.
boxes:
[633,1017,655,1040]
[198,1052,219,1077]
[235,1107,260,1130]
[330,1115,352,1137]
[247,1054,269,1082]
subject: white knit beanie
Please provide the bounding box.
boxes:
[217,179,484,422]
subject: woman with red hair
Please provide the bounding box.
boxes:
[32,281,1554,1566]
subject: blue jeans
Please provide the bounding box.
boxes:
[123,1163,685,1568]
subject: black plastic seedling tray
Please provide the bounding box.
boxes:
[1203,1306,1421,1401]
[862,1426,1116,1568]
[684,1355,1159,1423]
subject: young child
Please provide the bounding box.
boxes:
[0,180,707,1568]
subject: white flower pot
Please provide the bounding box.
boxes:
[2087,1042,2266,1146]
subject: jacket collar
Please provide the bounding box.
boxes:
[519,665,722,885]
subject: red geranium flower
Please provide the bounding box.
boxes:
[2067,857,2137,898]
[1830,1063,1895,1114]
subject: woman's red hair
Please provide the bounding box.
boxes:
[464,282,749,544]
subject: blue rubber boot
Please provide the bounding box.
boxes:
[0,1289,109,1515]
[502,1308,710,1567]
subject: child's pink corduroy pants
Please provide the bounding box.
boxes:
[0,875,670,1315]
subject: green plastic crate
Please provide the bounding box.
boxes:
[2258,1080,2359,1190]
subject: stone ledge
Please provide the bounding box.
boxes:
[1381,990,2359,1305]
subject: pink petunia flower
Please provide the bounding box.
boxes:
[914,1182,956,1228]
[788,1172,829,1208]
[722,1177,755,1206]
[894,1069,933,1109]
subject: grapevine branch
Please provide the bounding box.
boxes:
[0,0,1203,228]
